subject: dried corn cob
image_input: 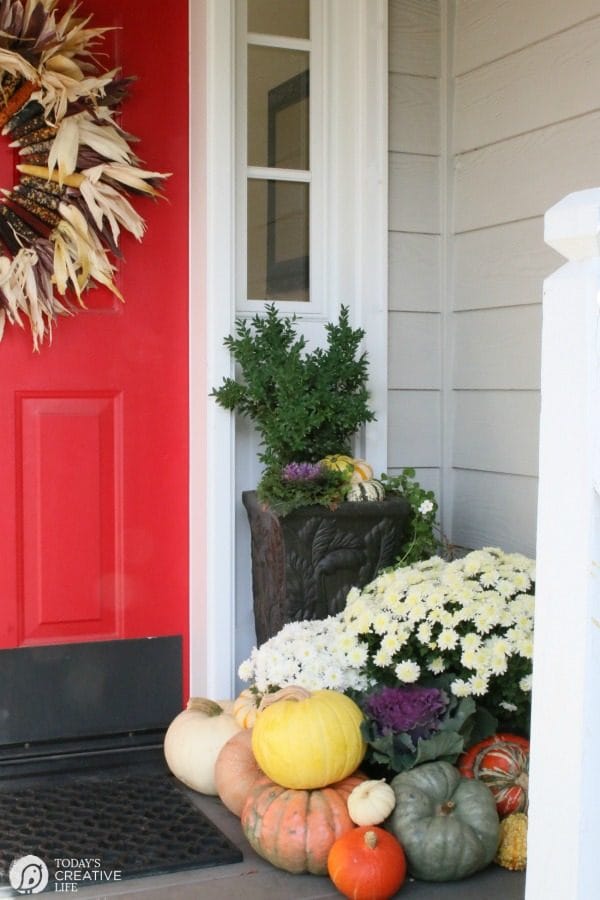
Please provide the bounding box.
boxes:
[15,181,64,212]
[0,81,38,130]
[0,74,22,106]
[19,138,54,157]
[0,204,39,244]
[17,165,84,188]
[11,124,57,149]
[18,175,67,201]
[3,100,44,135]
[7,192,61,228]
[5,112,47,141]
[1,197,53,238]
[18,153,49,167]
[0,211,22,254]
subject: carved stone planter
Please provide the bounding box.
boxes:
[242,490,411,645]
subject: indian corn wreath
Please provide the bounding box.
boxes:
[0,0,169,348]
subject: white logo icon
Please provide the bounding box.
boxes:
[8,855,49,894]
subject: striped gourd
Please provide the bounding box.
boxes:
[346,479,386,502]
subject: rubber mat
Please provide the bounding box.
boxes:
[0,770,242,891]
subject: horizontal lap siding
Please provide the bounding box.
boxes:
[388,0,441,496]
[449,0,600,556]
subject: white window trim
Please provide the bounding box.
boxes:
[191,0,388,698]
[236,0,327,318]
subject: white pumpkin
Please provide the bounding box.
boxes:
[164,698,241,795]
[347,778,396,826]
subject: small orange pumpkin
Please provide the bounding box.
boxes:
[214,728,262,817]
[328,826,407,899]
[241,772,366,875]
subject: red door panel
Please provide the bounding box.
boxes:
[0,1,189,694]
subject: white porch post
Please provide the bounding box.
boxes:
[526,190,600,899]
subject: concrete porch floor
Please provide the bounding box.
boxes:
[67,784,526,900]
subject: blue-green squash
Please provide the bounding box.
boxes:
[387,761,500,882]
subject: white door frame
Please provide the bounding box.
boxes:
[189,0,389,698]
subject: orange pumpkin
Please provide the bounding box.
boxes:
[241,772,366,875]
[214,728,262,817]
[328,826,407,899]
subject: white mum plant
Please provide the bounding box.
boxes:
[240,547,535,732]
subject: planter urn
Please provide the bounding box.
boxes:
[242,491,411,645]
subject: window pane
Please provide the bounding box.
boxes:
[248,0,309,39]
[247,179,309,302]
[248,47,309,170]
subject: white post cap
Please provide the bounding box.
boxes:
[544,188,600,260]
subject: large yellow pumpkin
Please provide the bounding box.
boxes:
[251,686,366,790]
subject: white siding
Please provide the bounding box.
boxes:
[445,0,600,555]
[388,0,442,495]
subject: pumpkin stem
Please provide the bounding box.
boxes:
[439,800,456,816]
[258,686,312,711]
[187,697,224,717]
[515,772,529,791]
[364,831,378,850]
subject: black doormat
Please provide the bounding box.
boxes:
[0,770,242,893]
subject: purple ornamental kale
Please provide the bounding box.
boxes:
[364,685,448,741]
[281,462,324,482]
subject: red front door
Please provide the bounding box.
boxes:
[0,1,189,696]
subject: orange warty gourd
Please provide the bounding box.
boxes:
[328,826,407,900]
[241,772,367,875]
[214,728,263,817]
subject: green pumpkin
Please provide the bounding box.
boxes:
[387,761,500,882]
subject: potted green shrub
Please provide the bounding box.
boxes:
[211,305,413,644]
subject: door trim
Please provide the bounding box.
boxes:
[190,0,388,698]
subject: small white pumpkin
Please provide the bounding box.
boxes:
[347,778,396,826]
[346,478,386,502]
[164,697,241,795]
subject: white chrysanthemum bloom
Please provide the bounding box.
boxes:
[346,611,373,635]
[395,625,411,648]
[373,611,393,635]
[374,647,393,668]
[347,644,369,667]
[428,656,446,675]
[395,660,421,683]
[450,678,471,698]
[405,602,427,625]
[336,632,359,653]
[515,635,534,659]
[461,647,482,670]
[512,571,531,591]
[468,673,489,696]
[296,641,316,661]
[417,622,432,644]
[479,568,500,588]
[238,658,254,682]
[437,628,459,651]
[519,674,533,692]
[461,632,481,651]
[500,701,518,712]
[381,633,399,653]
